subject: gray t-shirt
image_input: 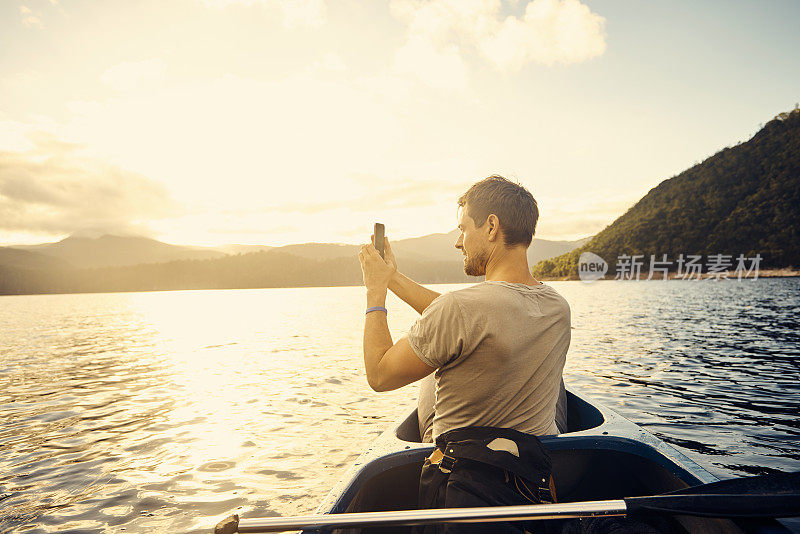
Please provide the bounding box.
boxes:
[417,376,568,443]
[409,281,570,442]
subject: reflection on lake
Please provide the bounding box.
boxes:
[1,279,798,533]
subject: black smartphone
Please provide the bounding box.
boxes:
[374,223,385,259]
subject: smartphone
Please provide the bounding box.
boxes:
[374,223,385,259]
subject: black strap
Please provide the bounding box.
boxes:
[420,426,555,510]
[435,426,552,486]
[420,458,452,509]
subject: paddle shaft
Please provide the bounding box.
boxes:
[219,493,800,533]
[234,500,626,532]
[214,470,800,532]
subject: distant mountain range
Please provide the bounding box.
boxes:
[0,231,588,295]
[12,235,227,269]
[0,247,72,271]
[533,106,800,278]
[251,230,588,266]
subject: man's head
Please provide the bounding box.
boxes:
[455,175,539,276]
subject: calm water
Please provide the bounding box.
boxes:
[0,279,798,533]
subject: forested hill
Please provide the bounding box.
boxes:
[533,107,800,278]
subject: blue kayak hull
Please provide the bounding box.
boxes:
[304,387,793,533]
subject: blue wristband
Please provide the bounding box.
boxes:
[366,306,388,315]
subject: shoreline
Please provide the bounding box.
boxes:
[1,269,798,296]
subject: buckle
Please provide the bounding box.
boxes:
[439,454,456,474]
[536,483,553,504]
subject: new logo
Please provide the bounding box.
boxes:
[578,252,608,282]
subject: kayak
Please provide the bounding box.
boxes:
[303,387,794,533]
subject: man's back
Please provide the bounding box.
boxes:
[408,280,570,442]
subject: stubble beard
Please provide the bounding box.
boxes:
[463,248,489,277]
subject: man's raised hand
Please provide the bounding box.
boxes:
[359,240,397,293]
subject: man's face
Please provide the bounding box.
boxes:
[455,206,490,277]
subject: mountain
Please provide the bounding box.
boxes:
[264,236,442,263]
[392,230,463,262]
[216,244,275,255]
[14,234,227,268]
[6,231,587,270]
[0,248,481,295]
[386,230,588,265]
[533,107,800,279]
[528,236,591,266]
[0,247,72,271]
[257,232,588,265]
[268,242,361,260]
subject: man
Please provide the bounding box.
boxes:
[358,175,569,434]
[358,175,570,532]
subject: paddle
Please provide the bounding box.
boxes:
[213,470,800,533]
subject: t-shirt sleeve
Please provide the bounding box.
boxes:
[407,293,467,369]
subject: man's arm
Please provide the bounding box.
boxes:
[389,271,441,315]
[359,244,435,392]
[382,238,440,315]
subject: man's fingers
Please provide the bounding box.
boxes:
[359,244,380,261]
[361,242,391,263]
[361,245,374,260]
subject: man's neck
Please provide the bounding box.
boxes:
[484,245,541,285]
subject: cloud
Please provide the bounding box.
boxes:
[480,0,607,70]
[319,52,346,72]
[61,72,412,212]
[306,52,346,74]
[0,133,178,236]
[156,175,473,245]
[58,54,483,245]
[19,5,43,29]
[394,36,469,92]
[100,59,167,94]
[197,0,326,28]
[278,0,326,28]
[390,0,606,77]
[254,174,472,214]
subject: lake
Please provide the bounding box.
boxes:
[1,279,798,533]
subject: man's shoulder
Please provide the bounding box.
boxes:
[451,281,561,298]
[422,285,488,318]
[438,283,495,304]
[433,282,568,310]
[456,282,570,315]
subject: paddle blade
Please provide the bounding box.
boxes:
[625,470,800,518]
[625,494,800,518]
[666,470,800,497]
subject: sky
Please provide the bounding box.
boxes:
[1,0,799,247]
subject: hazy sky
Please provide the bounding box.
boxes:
[1,0,798,247]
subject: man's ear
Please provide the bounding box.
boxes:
[486,214,500,242]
